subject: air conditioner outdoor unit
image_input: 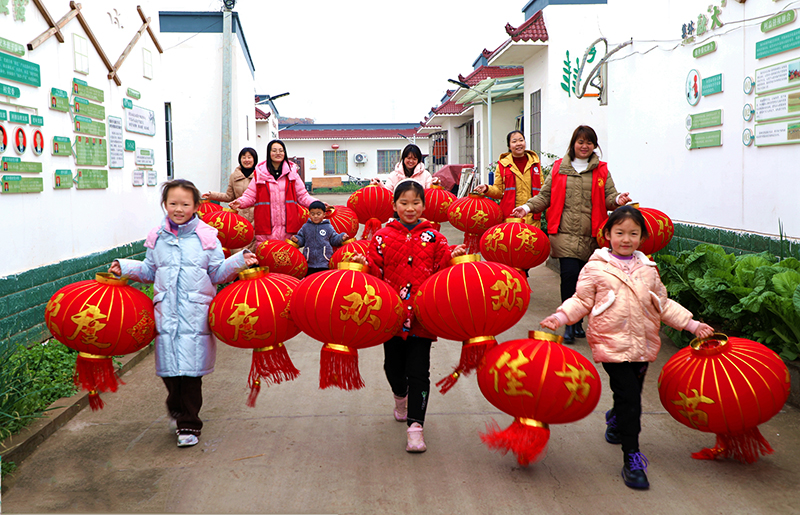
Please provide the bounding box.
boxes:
[354,153,368,164]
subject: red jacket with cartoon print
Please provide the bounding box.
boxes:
[367,219,452,340]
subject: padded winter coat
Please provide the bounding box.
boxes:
[485,150,541,226]
[294,219,346,269]
[367,219,452,340]
[556,248,694,363]
[525,153,621,262]
[116,215,248,377]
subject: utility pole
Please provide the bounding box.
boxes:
[220,1,234,191]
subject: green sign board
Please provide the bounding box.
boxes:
[693,41,717,58]
[0,110,6,121]
[702,74,723,96]
[74,118,106,137]
[52,136,73,156]
[755,117,800,146]
[686,109,723,130]
[74,96,105,120]
[756,27,800,59]
[50,88,70,112]
[1,175,43,194]
[75,168,108,189]
[30,115,43,127]
[0,53,41,87]
[0,37,25,57]
[685,130,722,150]
[1,158,43,173]
[126,88,141,99]
[122,98,133,109]
[9,112,28,124]
[53,170,73,189]
[761,10,796,33]
[125,139,136,151]
[0,82,20,98]
[74,135,108,166]
[72,79,104,103]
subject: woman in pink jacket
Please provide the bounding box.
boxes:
[541,206,713,491]
[230,139,319,244]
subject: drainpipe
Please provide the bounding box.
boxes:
[220,6,233,191]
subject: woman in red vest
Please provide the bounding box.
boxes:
[231,140,320,244]
[513,125,631,343]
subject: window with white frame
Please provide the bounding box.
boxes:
[73,33,89,74]
[323,150,348,175]
[377,149,400,174]
[143,48,153,79]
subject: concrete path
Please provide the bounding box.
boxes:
[3,194,800,514]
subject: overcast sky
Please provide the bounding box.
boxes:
[170,0,530,124]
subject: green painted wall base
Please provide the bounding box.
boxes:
[0,241,146,350]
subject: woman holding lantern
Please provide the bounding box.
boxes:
[203,147,258,248]
[512,125,631,344]
[370,143,439,191]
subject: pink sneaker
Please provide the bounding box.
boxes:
[406,422,426,453]
[393,395,408,422]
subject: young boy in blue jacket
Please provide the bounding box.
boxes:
[291,201,347,275]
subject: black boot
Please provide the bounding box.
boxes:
[562,324,575,344]
[573,321,586,339]
[605,409,621,445]
[621,452,649,489]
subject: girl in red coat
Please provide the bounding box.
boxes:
[353,180,465,453]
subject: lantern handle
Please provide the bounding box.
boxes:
[528,330,564,344]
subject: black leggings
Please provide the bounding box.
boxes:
[602,362,649,454]
[383,336,432,427]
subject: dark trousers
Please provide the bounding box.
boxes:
[383,336,432,427]
[559,257,587,302]
[602,362,649,454]
[162,376,203,436]
[306,267,329,276]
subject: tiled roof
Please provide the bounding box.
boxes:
[280,127,426,140]
[432,97,468,116]
[255,107,270,120]
[457,65,523,86]
[505,10,548,42]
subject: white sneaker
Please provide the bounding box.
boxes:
[177,434,198,447]
[406,422,426,453]
[393,395,408,422]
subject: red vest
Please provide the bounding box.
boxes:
[499,158,541,220]
[546,160,609,237]
[253,176,301,236]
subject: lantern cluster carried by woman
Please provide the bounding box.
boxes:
[478,331,601,465]
[44,273,156,410]
[347,184,394,240]
[203,208,254,250]
[480,218,550,271]
[325,205,360,240]
[197,199,223,219]
[414,255,530,393]
[209,268,301,407]
[658,333,789,464]
[255,239,308,279]
[447,193,503,254]
[423,184,456,232]
[290,262,403,390]
[329,239,370,270]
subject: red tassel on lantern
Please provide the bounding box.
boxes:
[45,273,156,410]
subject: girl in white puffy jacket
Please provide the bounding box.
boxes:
[541,205,713,490]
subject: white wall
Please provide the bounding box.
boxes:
[0,0,166,277]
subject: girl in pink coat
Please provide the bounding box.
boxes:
[541,206,713,491]
[230,140,319,243]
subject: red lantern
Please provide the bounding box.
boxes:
[480,218,551,271]
[423,184,456,231]
[478,331,601,465]
[255,239,308,279]
[447,193,503,254]
[203,208,255,249]
[597,205,674,255]
[197,199,223,219]
[413,255,530,393]
[298,204,310,226]
[209,268,301,406]
[290,263,403,390]
[329,238,370,269]
[347,184,394,240]
[325,205,360,240]
[44,273,156,410]
[222,247,232,258]
[658,334,789,464]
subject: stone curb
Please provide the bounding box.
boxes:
[0,345,154,477]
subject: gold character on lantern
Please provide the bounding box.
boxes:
[450,205,464,224]
[554,363,595,408]
[490,270,524,311]
[272,249,292,268]
[513,228,540,254]
[233,220,250,240]
[489,350,533,397]
[483,229,508,253]
[68,305,110,348]
[340,284,383,329]
[227,302,269,341]
[671,389,715,429]
[470,210,488,228]
[46,293,64,319]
